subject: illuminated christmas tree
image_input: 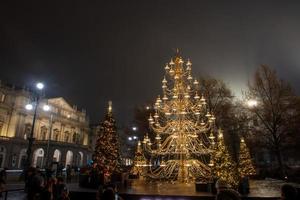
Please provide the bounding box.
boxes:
[238,138,256,177]
[142,52,216,182]
[211,130,239,188]
[131,141,147,176]
[92,101,121,178]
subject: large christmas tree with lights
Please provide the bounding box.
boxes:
[92,101,121,178]
[211,130,239,188]
[238,138,256,177]
[131,141,148,176]
[141,52,217,182]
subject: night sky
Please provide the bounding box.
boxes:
[1,0,300,125]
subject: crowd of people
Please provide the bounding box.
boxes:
[25,167,69,200]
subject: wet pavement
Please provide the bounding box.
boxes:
[3,179,299,199]
[120,179,286,198]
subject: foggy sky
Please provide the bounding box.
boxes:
[1,0,300,125]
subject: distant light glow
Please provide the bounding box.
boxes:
[25,104,33,110]
[36,82,44,90]
[146,106,150,110]
[247,99,258,107]
[132,126,137,131]
[128,137,132,141]
[133,136,137,140]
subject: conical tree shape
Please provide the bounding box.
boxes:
[238,138,256,177]
[211,130,239,188]
[143,52,216,182]
[92,101,122,177]
[131,141,147,175]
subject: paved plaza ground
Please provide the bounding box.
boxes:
[2,179,293,200]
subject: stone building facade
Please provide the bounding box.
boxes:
[0,83,93,169]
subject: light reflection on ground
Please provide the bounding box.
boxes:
[122,179,300,198]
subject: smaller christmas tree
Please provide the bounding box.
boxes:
[238,138,256,177]
[131,141,147,176]
[92,101,121,179]
[211,129,239,188]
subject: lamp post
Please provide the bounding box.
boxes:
[24,82,45,170]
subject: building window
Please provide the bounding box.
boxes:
[0,121,3,136]
[0,93,5,102]
[72,133,77,143]
[24,124,31,140]
[0,146,6,168]
[53,129,59,141]
[65,132,70,142]
[40,126,47,140]
[11,154,17,167]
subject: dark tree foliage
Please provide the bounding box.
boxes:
[199,77,241,160]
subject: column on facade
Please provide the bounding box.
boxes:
[36,120,40,140]
[83,128,88,145]
[60,124,65,142]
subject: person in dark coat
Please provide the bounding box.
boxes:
[66,165,71,183]
[0,169,6,198]
[53,177,69,200]
[27,168,44,200]
[281,184,298,200]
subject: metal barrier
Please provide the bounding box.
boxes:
[3,188,25,200]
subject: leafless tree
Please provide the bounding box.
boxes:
[199,77,243,160]
[246,65,298,178]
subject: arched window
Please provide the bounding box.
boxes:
[18,149,27,169]
[53,149,61,162]
[78,152,83,166]
[65,150,73,166]
[33,148,44,167]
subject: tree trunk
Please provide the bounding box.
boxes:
[274,148,285,178]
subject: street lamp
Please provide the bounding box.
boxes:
[25,104,33,111]
[36,82,44,90]
[24,82,45,170]
[43,104,50,112]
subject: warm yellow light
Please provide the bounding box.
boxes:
[247,99,258,107]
